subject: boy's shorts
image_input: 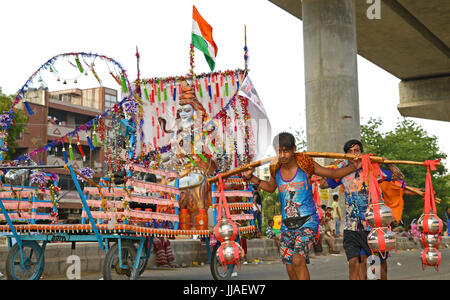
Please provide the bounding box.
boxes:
[343,230,389,262]
[279,227,317,265]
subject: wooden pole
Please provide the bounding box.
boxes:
[207,152,441,183]
[404,185,441,204]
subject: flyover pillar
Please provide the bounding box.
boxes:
[302,0,361,153]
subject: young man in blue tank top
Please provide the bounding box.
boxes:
[243,132,361,280]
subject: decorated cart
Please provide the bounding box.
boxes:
[0,24,271,278]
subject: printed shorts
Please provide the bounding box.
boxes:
[279,227,316,265]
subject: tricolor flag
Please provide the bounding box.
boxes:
[192,5,218,71]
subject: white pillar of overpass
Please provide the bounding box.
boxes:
[302,0,361,153]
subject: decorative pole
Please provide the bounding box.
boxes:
[244,25,248,73]
[189,43,196,82]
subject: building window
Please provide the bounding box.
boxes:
[105,93,117,110]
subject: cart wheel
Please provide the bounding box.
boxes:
[210,244,235,280]
[5,241,45,280]
[103,241,138,280]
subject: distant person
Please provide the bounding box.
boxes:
[324,207,334,234]
[266,219,280,250]
[252,184,263,237]
[331,194,342,237]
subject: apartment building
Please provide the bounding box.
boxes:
[13,87,117,221]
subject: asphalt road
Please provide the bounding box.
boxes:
[45,247,450,280]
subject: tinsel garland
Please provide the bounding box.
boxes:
[76,167,94,182]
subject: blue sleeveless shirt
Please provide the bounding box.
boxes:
[276,167,319,231]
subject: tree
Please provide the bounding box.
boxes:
[361,118,449,225]
[261,190,280,236]
[292,127,307,151]
[0,90,28,160]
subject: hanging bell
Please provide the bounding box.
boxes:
[365,203,393,227]
[417,213,442,234]
[63,80,67,84]
[74,79,77,84]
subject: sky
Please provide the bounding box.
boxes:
[0,0,448,171]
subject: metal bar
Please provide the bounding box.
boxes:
[174,177,180,230]
[0,198,22,248]
[212,183,217,227]
[133,238,145,271]
[65,164,104,250]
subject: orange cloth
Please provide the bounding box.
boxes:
[269,152,315,178]
[380,181,405,222]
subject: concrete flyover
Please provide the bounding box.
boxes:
[269,0,450,123]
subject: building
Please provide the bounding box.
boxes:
[13,86,117,222]
[255,165,270,182]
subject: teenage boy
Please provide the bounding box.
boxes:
[243,132,361,280]
[320,139,404,280]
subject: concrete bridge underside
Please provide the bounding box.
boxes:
[269,0,450,152]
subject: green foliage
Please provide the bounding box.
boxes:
[292,127,307,151]
[0,90,28,160]
[361,118,449,224]
[261,190,280,236]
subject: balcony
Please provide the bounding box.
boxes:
[47,155,103,174]
[48,123,88,141]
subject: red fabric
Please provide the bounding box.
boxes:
[311,175,322,241]
[422,159,443,234]
[214,174,238,243]
[421,247,442,271]
[362,154,395,257]
[423,159,440,214]
[218,241,241,271]
[214,174,241,268]
[361,154,383,228]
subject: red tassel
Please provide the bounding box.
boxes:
[76,134,85,160]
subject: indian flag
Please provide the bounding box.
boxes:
[192,5,218,71]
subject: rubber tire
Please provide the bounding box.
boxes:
[103,241,138,280]
[210,244,235,280]
[5,241,45,280]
